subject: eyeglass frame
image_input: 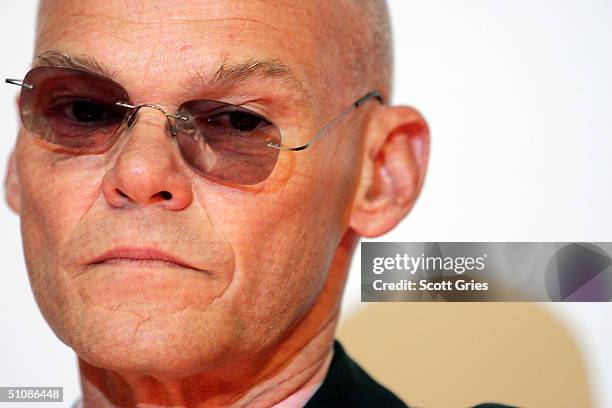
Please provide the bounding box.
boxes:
[5,68,384,153]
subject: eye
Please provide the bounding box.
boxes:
[228,111,264,131]
[208,110,271,132]
[64,100,122,124]
[45,97,124,128]
[68,100,112,122]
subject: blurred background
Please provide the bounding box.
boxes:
[0,1,610,407]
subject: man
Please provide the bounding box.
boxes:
[5,1,511,407]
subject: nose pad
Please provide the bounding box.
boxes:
[174,113,198,141]
[126,111,137,128]
[167,119,178,137]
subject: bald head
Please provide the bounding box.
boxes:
[34,0,392,103]
[350,0,393,96]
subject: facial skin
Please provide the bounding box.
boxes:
[5,0,429,406]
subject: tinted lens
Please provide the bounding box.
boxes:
[175,100,281,185]
[20,66,129,151]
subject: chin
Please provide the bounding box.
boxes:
[63,305,241,377]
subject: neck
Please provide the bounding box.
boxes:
[78,318,336,407]
[77,230,358,408]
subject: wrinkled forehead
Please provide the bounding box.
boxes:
[34,0,356,106]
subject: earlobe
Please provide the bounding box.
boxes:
[6,95,22,214]
[5,150,21,214]
[350,106,429,237]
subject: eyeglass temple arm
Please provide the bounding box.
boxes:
[5,78,34,89]
[268,90,384,151]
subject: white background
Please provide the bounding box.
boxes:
[0,1,611,407]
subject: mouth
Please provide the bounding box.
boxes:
[87,247,202,272]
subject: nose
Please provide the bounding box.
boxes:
[101,108,193,210]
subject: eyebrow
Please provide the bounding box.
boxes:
[206,58,310,105]
[35,50,305,92]
[209,58,299,87]
[34,50,118,79]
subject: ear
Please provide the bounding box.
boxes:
[5,149,21,214]
[6,95,21,214]
[350,106,429,237]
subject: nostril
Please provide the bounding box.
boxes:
[159,191,173,200]
[116,189,128,198]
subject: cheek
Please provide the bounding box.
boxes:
[15,140,108,344]
[193,153,357,343]
[17,142,104,276]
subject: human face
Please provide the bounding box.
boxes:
[11,0,367,375]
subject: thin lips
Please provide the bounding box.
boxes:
[88,247,201,271]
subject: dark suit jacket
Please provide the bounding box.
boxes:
[305,341,517,408]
